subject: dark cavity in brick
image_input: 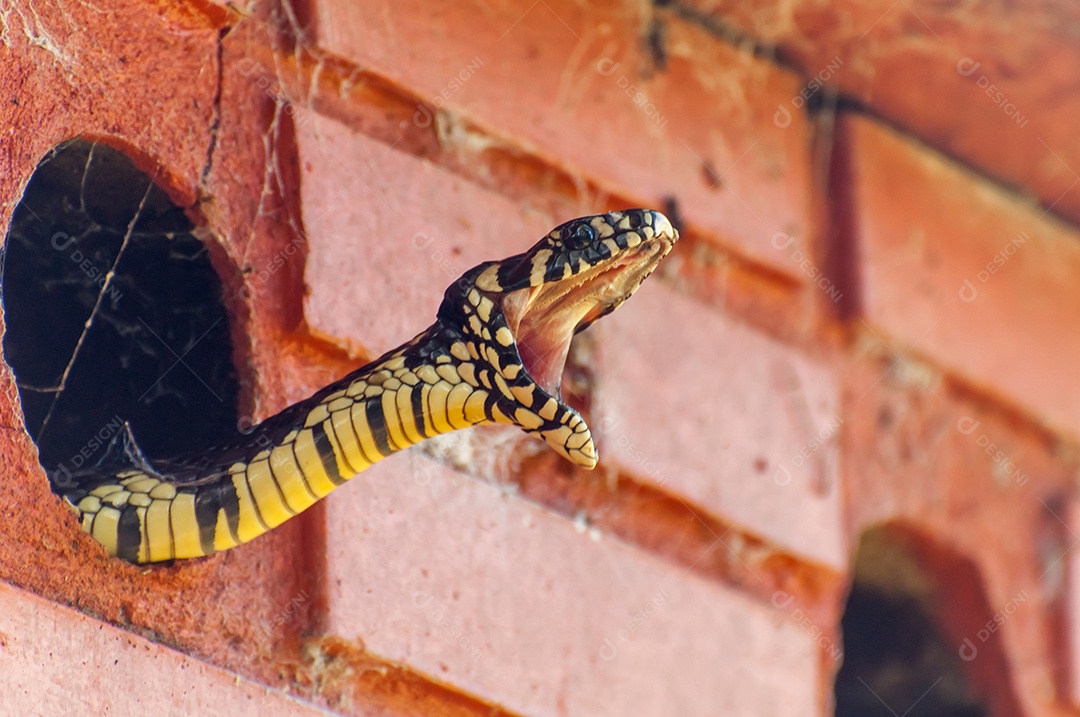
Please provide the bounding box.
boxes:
[1,139,240,490]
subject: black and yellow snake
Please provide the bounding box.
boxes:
[61,209,678,563]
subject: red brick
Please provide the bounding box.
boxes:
[596,280,844,568]
[0,581,328,716]
[676,0,1080,226]
[297,112,554,357]
[848,115,1080,441]
[1066,498,1080,706]
[840,356,1076,717]
[323,452,819,717]
[305,0,814,277]
[0,4,326,690]
[0,0,221,223]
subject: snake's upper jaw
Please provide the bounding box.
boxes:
[500,226,676,400]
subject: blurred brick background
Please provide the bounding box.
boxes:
[1,0,1078,715]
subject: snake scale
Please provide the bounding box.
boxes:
[60,209,678,563]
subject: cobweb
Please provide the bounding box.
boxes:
[1,139,240,488]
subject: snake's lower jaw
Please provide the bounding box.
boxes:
[571,440,598,470]
[541,426,597,470]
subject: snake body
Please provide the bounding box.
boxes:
[61,209,678,563]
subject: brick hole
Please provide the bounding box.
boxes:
[1,139,240,488]
[835,524,1024,717]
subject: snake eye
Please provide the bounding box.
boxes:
[564,222,596,250]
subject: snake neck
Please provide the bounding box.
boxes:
[245,322,490,466]
[65,322,504,563]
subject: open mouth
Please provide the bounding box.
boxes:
[497,236,673,398]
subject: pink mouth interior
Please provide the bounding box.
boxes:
[516,319,574,397]
[499,286,571,396]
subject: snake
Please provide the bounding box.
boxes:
[59,209,678,563]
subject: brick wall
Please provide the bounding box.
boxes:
[0,0,1077,715]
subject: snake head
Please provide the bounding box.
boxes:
[438,209,679,469]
